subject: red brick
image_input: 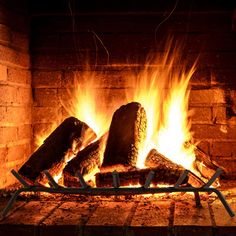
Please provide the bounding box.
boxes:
[0,85,17,106]
[0,106,31,124]
[0,200,26,216]
[0,44,30,68]
[211,158,236,175]
[196,141,210,156]
[34,88,59,107]
[212,106,227,124]
[211,199,236,236]
[211,141,236,157]
[228,117,236,125]
[84,201,134,236]
[32,70,62,88]
[6,143,31,163]
[0,201,61,236]
[63,69,136,89]
[129,201,170,236]
[0,126,17,144]
[40,202,97,236]
[7,68,31,84]
[17,124,32,140]
[32,107,61,124]
[0,64,7,81]
[191,124,236,140]
[16,87,32,105]
[191,107,212,123]
[33,123,57,138]
[174,201,212,236]
[189,89,225,105]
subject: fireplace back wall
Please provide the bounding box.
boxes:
[1,0,236,188]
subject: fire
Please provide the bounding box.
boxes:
[62,70,111,138]
[34,39,198,186]
[127,40,197,171]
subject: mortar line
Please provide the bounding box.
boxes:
[37,200,63,225]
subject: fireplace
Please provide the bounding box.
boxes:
[0,0,236,235]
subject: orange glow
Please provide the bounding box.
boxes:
[61,71,112,138]
[34,39,199,186]
[127,40,197,172]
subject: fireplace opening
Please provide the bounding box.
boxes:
[1,0,236,235]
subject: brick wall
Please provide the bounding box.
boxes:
[30,0,236,177]
[0,0,32,188]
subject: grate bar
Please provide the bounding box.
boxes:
[1,169,234,218]
[112,171,120,188]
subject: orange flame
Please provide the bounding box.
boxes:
[34,39,198,185]
[127,40,197,171]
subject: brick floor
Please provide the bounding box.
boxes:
[0,197,235,236]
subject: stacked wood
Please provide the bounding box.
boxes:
[18,117,97,183]
[64,133,108,179]
[96,165,188,187]
[102,102,147,167]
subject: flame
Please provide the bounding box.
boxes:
[61,70,111,138]
[34,39,199,186]
[127,40,197,171]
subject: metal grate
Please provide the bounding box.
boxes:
[1,168,234,218]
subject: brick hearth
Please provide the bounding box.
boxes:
[1,194,236,236]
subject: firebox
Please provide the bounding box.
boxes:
[0,0,236,235]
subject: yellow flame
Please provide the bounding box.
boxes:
[61,71,111,138]
[34,39,199,185]
[127,40,197,171]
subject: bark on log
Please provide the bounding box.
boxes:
[102,102,147,167]
[18,117,97,183]
[64,133,108,179]
[96,165,187,187]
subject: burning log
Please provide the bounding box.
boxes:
[64,133,108,180]
[18,117,97,183]
[193,145,224,179]
[144,149,205,187]
[145,149,184,170]
[96,165,188,187]
[183,142,225,183]
[102,102,147,167]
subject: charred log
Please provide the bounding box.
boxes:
[96,165,187,187]
[64,133,108,179]
[19,117,97,183]
[102,102,147,167]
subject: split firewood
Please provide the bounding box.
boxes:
[145,149,205,187]
[184,142,225,184]
[145,149,184,169]
[64,133,108,180]
[18,117,97,183]
[96,165,188,187]
[102,102,147,167]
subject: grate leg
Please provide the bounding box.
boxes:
[213,189,235,217]
[1,188,24,218]
[194,191,202,208]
